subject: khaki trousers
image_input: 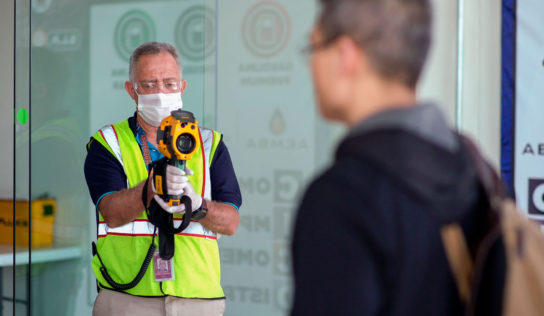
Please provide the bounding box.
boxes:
[93,289,226,316]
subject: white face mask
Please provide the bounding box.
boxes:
[137,92,183,127]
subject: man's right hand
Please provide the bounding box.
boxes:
[162,164,186,196]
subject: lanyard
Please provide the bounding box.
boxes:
[139,132,153,167]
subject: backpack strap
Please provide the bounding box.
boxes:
[445,134,505,312]
[459,134,508,202]
[441,223,474,304]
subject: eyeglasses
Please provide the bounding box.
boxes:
[134,80,182,94]
[301,41,330,58]
[300,34,340,59]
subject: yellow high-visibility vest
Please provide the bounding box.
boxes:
[90,119,224,298]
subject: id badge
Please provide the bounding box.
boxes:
[153,252,175,282]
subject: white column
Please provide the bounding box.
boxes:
[457,0,502,168]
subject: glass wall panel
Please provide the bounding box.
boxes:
[214,1,343,315]
[7,1,78,316]
[19,0,342,315]
[28,0,90,314]
[28,0,214,315]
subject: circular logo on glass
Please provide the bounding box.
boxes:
[242,1,291,58]
[175,6,216,62]
[114,10,156,62]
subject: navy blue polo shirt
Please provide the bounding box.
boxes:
[84,113,242,211]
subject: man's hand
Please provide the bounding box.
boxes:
[153,164,239,235]
[153,165,202,214]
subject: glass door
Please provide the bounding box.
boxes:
[0,0,17,315]
[2,0,35,314]
[20,0,213,315]
[27,0,90,313]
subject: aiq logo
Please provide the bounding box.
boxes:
[242,1,291,58]
[175,5,216,62]
[32,29,82,52]
[114,10,156,62]
[47,29,82,52]
[528,178,544,215]
[274,170,302,203]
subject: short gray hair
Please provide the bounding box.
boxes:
[317,0,432,89]
[128,42,182,81]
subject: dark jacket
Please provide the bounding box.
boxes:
[290,105,490,315]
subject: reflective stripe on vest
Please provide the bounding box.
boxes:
[98,220,216,240]
[199,128,213,196]
[99,125,123,165]
[99,125,128,187]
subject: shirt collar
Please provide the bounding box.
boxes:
[348,103,459,152]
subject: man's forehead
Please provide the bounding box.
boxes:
[134,52,181,78]
[136,52,178,66]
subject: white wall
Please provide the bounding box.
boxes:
[419,0,501,168]
[458,0,502,169]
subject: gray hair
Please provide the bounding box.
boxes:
[128,42,183,81]
[317,0,432,89]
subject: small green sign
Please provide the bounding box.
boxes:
[17,108,29,125]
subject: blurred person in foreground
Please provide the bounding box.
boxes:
[290,0,497,315]
[84,42,241,316]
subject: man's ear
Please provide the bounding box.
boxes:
[180,80,187,95]
[336,36,365,77]
[125,81,137,102]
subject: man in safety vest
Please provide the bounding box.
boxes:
[84,41,241,316]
